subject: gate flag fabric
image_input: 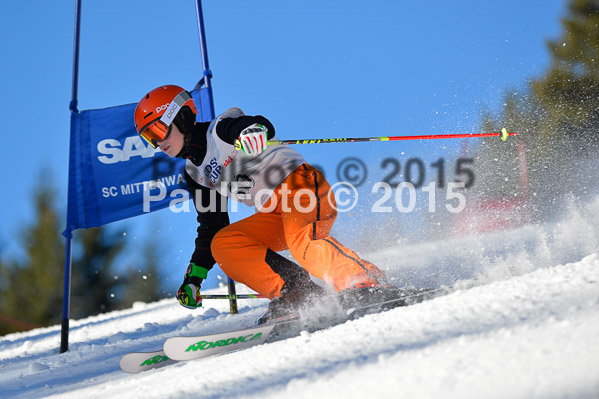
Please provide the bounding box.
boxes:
[61,0,221,354]
[65,87,210,232]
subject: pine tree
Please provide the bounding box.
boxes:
[471,0,599,223]
[532,0,599,146]
[0,175,64,335]
[119,239,164,308]
[69,226,127,318]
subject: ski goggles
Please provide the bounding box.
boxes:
[138,91,192,148]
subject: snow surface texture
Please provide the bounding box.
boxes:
[1,198,599,398]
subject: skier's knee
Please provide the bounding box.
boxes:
[210,228,231,264]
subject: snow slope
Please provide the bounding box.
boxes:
[2,200,599,398]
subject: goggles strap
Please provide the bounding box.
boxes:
[160,91,192,127]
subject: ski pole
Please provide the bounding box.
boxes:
[201,294,267,300]
[267,128,517,145]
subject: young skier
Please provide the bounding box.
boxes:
[134,85,399,320]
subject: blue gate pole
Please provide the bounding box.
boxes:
[193,0,238,314]
[60,230,73,353]
[195,0,214,104]
[61,0,82,354]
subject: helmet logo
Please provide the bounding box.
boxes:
[156,103,170,113]
[166,103,179,119]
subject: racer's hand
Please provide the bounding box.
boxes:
[237,123,268,156]
[176,263,209,309]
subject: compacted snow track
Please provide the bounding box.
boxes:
[1,252,598,399]
[2,201,599,398]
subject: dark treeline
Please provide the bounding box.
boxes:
[0,173,166,336]
[472,0,599,221]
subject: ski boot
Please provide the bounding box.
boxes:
[256,280,327,325]
[337,281,406,318]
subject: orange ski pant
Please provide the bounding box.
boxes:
[211,164,386,299]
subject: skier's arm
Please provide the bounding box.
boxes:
[177,171,230,309]
[185,170,230,269]
[214,115,276,145]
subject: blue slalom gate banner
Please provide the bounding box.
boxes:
[65,87,213,232]
[61,0,221,354]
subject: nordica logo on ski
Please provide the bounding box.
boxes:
[185,332,264,352]
[140,354,170,366]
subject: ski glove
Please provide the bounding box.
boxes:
[177,263,209,309]
[236,123,268,156]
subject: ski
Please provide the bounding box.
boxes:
[119,320,300,373]
[119,350,178,374]
[163,323,279,361]
[119,285,449,373]
[344,287,446,319]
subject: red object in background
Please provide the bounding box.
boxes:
[454,197,531,236]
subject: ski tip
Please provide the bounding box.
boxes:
[119,351,175,374]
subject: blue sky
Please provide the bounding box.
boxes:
[0,0,566,291]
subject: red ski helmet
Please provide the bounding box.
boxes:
[134,85,198,148]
